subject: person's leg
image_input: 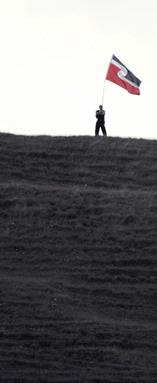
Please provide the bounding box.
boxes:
[101,124,107,136]
[95,122,100,136]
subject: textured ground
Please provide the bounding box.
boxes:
[0,134,157,382]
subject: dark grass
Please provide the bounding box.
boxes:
[0,133,157,382]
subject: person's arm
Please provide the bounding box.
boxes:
[96,110,99,118]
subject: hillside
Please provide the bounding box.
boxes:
[0,133,157,382]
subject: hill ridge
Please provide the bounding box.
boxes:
[0,133,157,191]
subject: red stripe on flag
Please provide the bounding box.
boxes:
[106,63,140,95]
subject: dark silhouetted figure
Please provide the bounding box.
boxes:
[95,105,107,136]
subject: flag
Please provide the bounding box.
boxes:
[106,55,141,95]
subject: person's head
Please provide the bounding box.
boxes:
[99,105,103,110]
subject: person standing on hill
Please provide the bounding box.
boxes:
[95,105,107,136]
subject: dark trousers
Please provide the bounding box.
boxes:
[95,121,107,136]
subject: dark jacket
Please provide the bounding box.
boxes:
[96,109,105,123]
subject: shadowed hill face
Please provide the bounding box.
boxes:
[0,134,157,382]
[0,134,157,189]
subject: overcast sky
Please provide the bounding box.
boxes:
[0,0,156,138]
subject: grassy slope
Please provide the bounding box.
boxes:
[0,134,157,382]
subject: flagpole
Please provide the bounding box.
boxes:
[101,80,106,107]
[102,56,113,106]
[101,58,110,107]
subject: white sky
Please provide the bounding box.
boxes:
[0,0,156,138]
